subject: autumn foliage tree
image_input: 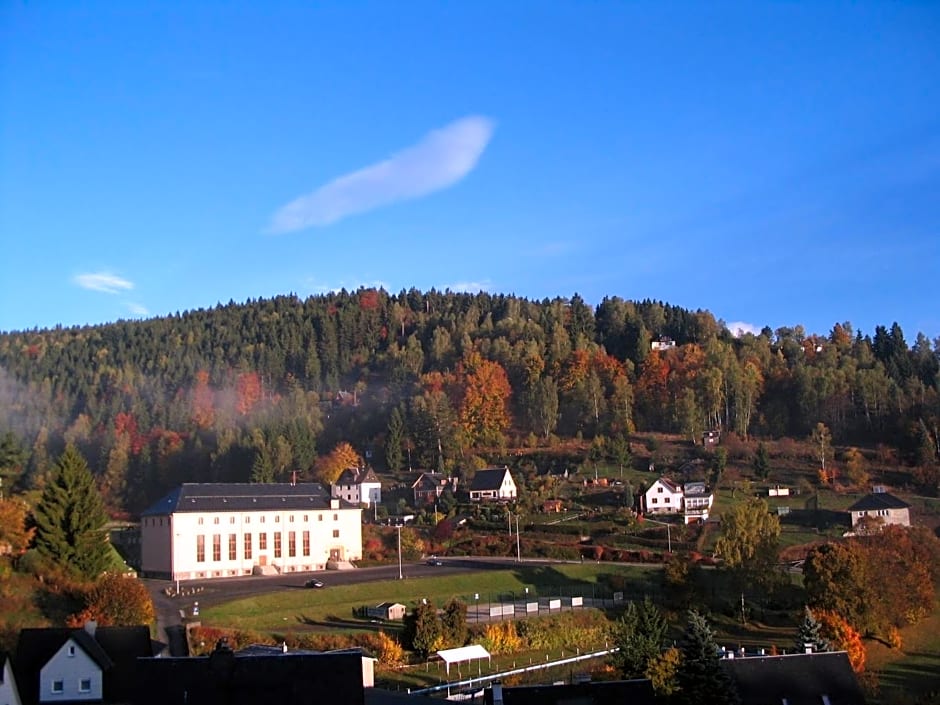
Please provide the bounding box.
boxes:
[815,610,866,673]
[314,442,362,485]
[0,497,34,555]
[67,574,155,627]
[457,351,512,448]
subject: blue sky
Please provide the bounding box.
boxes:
[1,2,938,341]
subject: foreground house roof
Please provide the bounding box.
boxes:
[721,651,865,705]
[142,482,355,515]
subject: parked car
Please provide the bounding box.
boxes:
[304,578,325,588]
[426,557,443,566]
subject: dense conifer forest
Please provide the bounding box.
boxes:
[0,289,937,514]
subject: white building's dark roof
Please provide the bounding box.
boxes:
[142,483,356,516]
[469,467,512,492]
[721,651,865,705]
[847,492,910,512]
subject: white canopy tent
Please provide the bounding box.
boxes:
[436,644,491,675]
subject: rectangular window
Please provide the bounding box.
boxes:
[230,516,236,524]
[275,516,281,523]
[289,515,294,522]
[332,529,340,538]
[79,679,91,693]
[303,514,308,522]
[274,533,282,558]
[52,680,64,694]
[333,513,338,521]
[198,517,204,525]
[245,516,250,524]
[259,533,267,550]
[244,533,252,560]
[212,534,221,561]
[228,534,237,560]
[260,516,266,523]
[196,535,206,562]
[288,531,296,557]
[318,514,323,521]
[302,531,310,556]
[214,517,220,524]
[68,645,75,657]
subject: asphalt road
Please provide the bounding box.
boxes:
[143,557,539,655]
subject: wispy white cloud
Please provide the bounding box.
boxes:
[73,272,134,294]
[726,321,762,337]
[267,115,495,233]
[302,278,390,296]
[443,280,491,293]
[125,302,149,316]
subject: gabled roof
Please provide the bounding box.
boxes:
[142,483,354,516]
[648,477,682,494]
[411,472,445,491]
[15,626,150,705]
[0,651,10,683]
[335,468,361,486]
[683,481,710,496]
[721,651,865,705]
[484,680,656,705]
[469,467,512,492]
[359,468,380,484]
[847,492,910,512]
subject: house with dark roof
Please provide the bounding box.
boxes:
[847,490,911,529]
[411,472,456,506]
[134,641,366,705]
[721,651,866,705]
[14,623,152,705]
[332,468,382,507]
[140,483,362,581]
[469,467,517,502]
[0,652,22,705]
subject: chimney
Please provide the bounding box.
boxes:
[805,644,813,654]
[84,620,97,637]
[282,641,288,653]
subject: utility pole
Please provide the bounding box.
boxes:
[397,525,403,580]
[516,514,521,562]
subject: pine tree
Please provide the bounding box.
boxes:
[675,610,739,705]
[796,606,831,654]
[33,445,110,580]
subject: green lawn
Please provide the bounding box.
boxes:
[199,564,662,632]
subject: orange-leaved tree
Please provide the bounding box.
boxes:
[67,574,155,627]
[815,610,865,673]
[457,351,512,448]
[314,442,363,484]
[0,497,34,555]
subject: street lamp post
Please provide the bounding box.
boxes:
[396,525,403,580]
[515,514,521,562]
[644,516,672,553]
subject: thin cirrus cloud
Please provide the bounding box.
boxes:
[267,115,495,233]
[73,272,134,294]
[125,302,149,316]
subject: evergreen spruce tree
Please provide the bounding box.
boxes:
[675,610,739,705]
[795,606,831,654]
[385,408,405,472]
[753,442,771,480]
[611,596,668,678]
[33,445,110,580]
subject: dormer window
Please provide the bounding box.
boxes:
[68,644,76,657]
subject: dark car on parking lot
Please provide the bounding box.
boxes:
[304,578,325,588]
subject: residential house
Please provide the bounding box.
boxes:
[140,483,362,581]
[720,651,866,705]
[642,478,714,524]
[702,429,720,447]
[411,473,456,506]
[469,467,517,502]
[847,490,911,529]
[542,499,564,513]
[0,653,22,705]
[332,468,382,507]
[14,623,152,705]
[650,336,676,351]
[365,603,407,621]
[642,477,683,516]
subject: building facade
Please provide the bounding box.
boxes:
[331,468,381,507]
[847,491,911,529]
[140,483,362,581]
[469,467,517,502]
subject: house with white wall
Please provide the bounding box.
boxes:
[14,623,152,705]
[140,483,362,581]
[469,467,517,502]
[331,468,382,507]
[847,490,911,529]
[643,478,714,524]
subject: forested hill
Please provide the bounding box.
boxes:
[0,288,937,514]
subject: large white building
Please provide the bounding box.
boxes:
[140,483,362,581]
